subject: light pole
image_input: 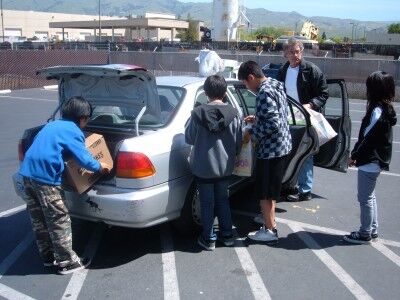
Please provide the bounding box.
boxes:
[98,0,101,42]
[354,23,358,41]
[350,22,355,41]
[1,0,4,42]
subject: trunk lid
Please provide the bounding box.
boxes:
[37,64,162,129]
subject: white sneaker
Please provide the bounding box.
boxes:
[253,213,264,225]
[247,227,278,243]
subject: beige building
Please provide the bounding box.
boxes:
[0,10,202,43]
[0,9,125,42]
[50,12,203,42]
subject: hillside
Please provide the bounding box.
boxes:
[2,0,391,38]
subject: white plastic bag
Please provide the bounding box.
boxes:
[306,108,337,146]
[195,49,225,77]
[233,141,253,177]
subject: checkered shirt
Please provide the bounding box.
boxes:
[250,78,292,159]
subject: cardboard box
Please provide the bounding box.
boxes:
[64,133,113,194]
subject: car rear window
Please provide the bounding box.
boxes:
[88,86,185,129]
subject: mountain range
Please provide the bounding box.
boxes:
[2,0,392,37]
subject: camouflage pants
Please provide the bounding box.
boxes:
[22,177,78,265]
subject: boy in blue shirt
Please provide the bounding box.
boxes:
[19,96,110,274]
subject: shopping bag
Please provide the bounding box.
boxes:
[233,141,253,177]
[306,108,337,146]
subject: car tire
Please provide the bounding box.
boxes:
[172,183,202,236]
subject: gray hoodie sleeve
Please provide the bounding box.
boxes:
[184,116,198,145]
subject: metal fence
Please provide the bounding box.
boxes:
[0,50,109,90]
[1,41,400,59]
[0,48,399,100]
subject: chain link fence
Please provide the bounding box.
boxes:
[0,50,109,90]
[0,46,399,100]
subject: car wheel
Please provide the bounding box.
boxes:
[172,183,202,236]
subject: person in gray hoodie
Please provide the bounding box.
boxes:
[185,75,242,251]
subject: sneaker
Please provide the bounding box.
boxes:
[253,213,264,225]
[281,186,298,196]
[197,236,216,251]
[43,260,56,267]
[343,231,371,244]
[371,232,378,240]
[247,226,278,243]
[218,234,235,247]
[286,191,312,202]
[299,192,312,201]
[57,257,91,275]
[286,193,299,202]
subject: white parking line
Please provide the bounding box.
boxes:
[160,226,180,300]
[348,167,400,178]
[61,224,104,300]
[0,95,56,102]
[0,283,36,300]
[0,232,34,280]
[234,211,400,248]
[237,211,400,270]
[0,232,35,300]
[0,204,26,218]
[352,120,400,127]
[43,85,58,90]
[351,137,400,145]
[233,230,271,300]
[288,223,373,300]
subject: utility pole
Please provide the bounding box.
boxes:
[1,0,4,42]
[350,22,355,41]
[98,0,101,42]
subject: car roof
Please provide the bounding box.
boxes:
[156,76,239,88]
[156,76,205,87]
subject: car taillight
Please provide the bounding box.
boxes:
[116,152,156,178]
[18,140,24,162]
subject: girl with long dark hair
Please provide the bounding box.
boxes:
[344,71,397,244]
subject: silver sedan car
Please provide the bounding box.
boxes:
[13,64,350,234]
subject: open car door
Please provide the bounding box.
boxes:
[313,79,351,172]
[227,83,319,189]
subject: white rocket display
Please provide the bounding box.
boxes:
[211,0,241,42]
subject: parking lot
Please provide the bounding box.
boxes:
[0,88,399,300]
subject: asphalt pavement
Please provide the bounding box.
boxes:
[0,88,399,300]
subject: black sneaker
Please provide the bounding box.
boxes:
[57,257,91,275]
[299,192,312,201]
[197,236,216,251]
[371,232,378,240]
[217,234,235,247]
[343,231,371,244]
[43,260,56,267]
[286,193,299,202]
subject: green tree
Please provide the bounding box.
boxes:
[331,36,344,43]
[322,32,326,40]
[388,23,400,33]
[177,15,199,42]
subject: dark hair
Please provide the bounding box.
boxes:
[237,60,264,80]
[204,75,227,100]
[366,71,395,113]
[61,96,92,124]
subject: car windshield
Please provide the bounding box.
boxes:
[88,86,185,128]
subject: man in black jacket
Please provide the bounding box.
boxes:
[278,38,329,202]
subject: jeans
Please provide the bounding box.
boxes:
[197,178,232,241]
[358,170,380,235]
[298,156,314,194]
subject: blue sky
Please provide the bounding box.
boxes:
[178,0,400,22]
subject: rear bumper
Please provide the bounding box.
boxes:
[65,176,191,228]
